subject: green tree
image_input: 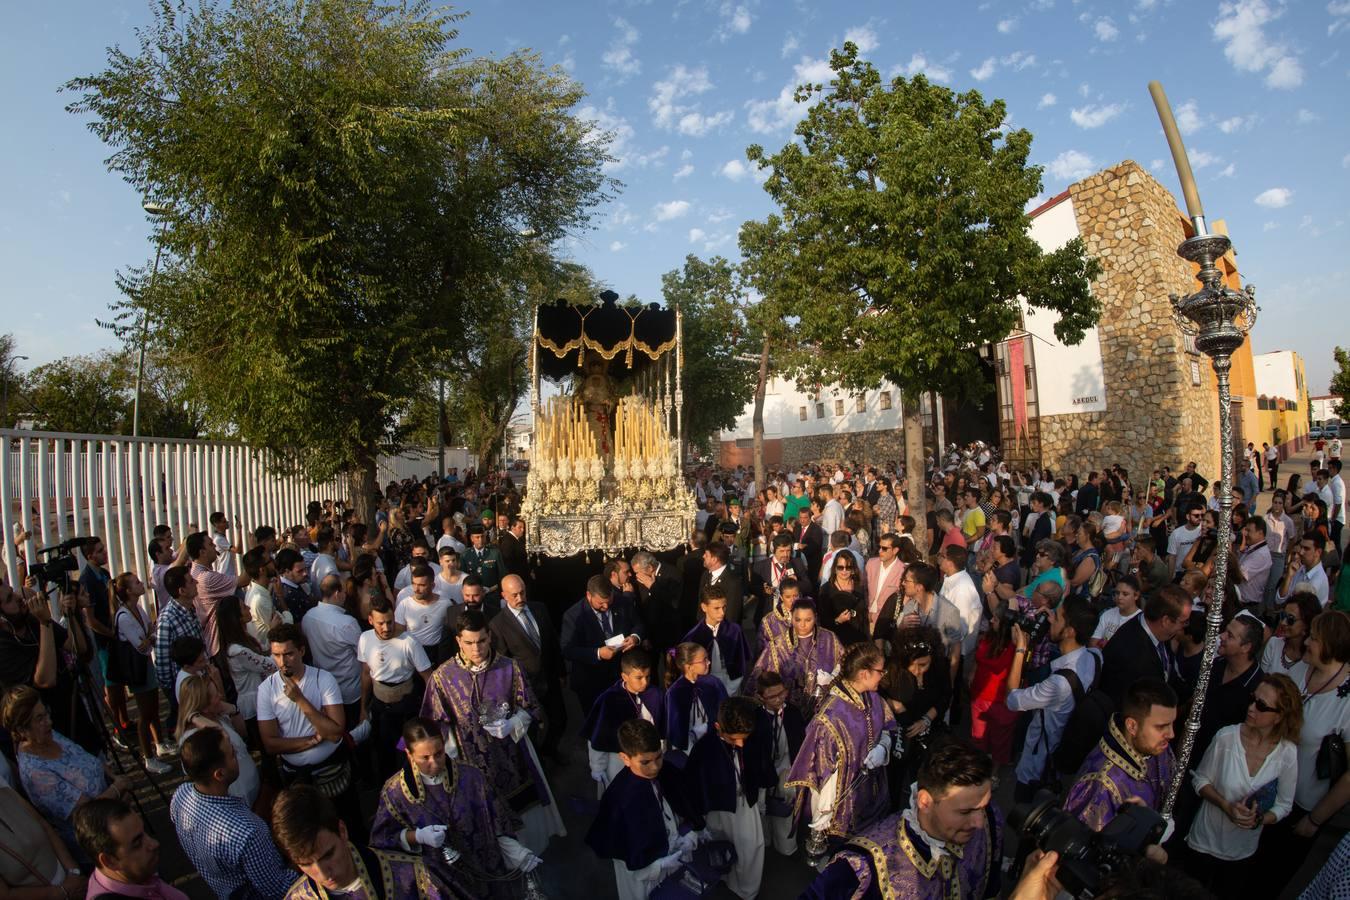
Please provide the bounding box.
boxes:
[1332,347,1350,422]
[67,0,612,518]
[24,351,133,434]
[741,44,1101,539]
[660,255,758,458]
[0,334,25,428]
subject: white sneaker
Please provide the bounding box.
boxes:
[144,757,173,776]
[349,719,372,744]
[155,741,177,758]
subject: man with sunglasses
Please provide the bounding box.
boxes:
[1167,503,1206,576]
[1278,536,1330,608]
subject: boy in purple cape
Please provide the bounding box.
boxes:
[752,671,806,856]
[787,641,898,860]
[585,718,709,900]
[683,584,752,695]
[274,785,428,900]
[583,649,666,793]
[685,696,773,899]
[420,609,564,853]
[746,598,841,724]
[664,641,729,758]
[802,741,1003,900]
[370,717,540,899]
[1063,677,1177,858]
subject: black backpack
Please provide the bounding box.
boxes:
[1050,653,1114,777]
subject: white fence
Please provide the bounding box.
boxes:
[376,446,477,484]
[2,429,346,586]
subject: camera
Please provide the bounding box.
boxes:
[1011,609,1051,647]
[31,538,83,594]
[1008,790,1165,899]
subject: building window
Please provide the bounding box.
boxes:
[856,396,866,413]
[834,399,845,416]
[816,402,826,419]
[879,391,892,410]
[1190,360,1201,386]
[799,406,808,421]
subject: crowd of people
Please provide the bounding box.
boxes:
[0,440,1348,899]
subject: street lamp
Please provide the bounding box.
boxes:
[1149,82,1260,821]
[132,201,171,437]
[3,355,29,427]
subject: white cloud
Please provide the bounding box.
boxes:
[688,228,707,243]
[608,203,635,229]
[1213,0,1304,89]
[1218,114,1256,133]
[1332,0,1350,36]
[602,17,641,80]
[844,25,879,53]
[719,159,750,181]
[707,209,735,224]
[1150,158,1165,171]
[781,33,800,58]
[1254,187,1293,208]
[650,65,733,137]
[896,53,953,83]
[718,3,752,40]
[609,240,627,252]
[746,56,836,134]
[998,17,1018,33]
[971,57,998,80]
[1217,163,1237,178]
[1048,150,1096,181]
[1038,92,1058,108]
[654,200,691,221]
[1188,148,1220,169]
[1094,17,1120,41]
[1175,100,1203,134]
[578,105,667,173]
[969,51,1035,81]
[1297,108,1320,124]
[1263,221,1280,231]
[1069,102,1125,128]
[673,163,695,179]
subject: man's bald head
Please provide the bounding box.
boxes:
[320,574,343,600]
[501,575,527,610]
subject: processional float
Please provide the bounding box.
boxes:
[520,291,696,557]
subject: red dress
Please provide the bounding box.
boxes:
[968,635,1017,764]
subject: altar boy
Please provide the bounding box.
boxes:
[585,719,705,900]
[683,584,751,695]
[583,650,665,794]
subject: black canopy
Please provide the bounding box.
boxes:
[535,290,677,380]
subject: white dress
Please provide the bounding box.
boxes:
[1187,725,1296,860]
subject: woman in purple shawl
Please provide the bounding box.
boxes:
[370,718,540,899]
[745,599,841,721]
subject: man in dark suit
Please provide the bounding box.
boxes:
[862,467,881,507]
[679,534,708,633]
[559,574,643,717]
[497,515,529,580]
[1099,584,1192,707]
[698,543,746,632]
[1020,491,1055,569]
[488,573,566,756]
[1075,471,1101,516]
[631,550,683,657]
[792,502,826,578]
[751,533,814,611]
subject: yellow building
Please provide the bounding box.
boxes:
[1253,350,1311,455]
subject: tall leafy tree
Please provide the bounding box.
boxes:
[741,43,1101,539]
[660,255,758,457]
[67,0,612,516]
[23,352,133,435]
[1332,348,1350,422]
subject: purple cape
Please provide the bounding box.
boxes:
[745,627,841,720]
[582,680,666,752]
[283,842,433,900]
[785,682,897,838]
[585,766,704,871]
[685,729,775,815]
[663,674,729,753]
[370,761,522,899]
[683,620,751,680]
[1063,714,1176,832]
[420,653,547,830]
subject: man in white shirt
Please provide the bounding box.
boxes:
[307,528,342,594]
[1278,536,1331,607]
[1091,575,1143,647]
[395,563,454,664]
[393,543,434,592]
[937,546,982,673]
[1265,490,1298,608]
[1329,459,1346,551]
[435,518,467,556]
[300,575,363,722]
[1167,505,1206,574]
[818,485,845,537]
[208,511,239,578]
[1237,517,1273,608]
[358,597,431,777]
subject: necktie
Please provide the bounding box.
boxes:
[773,562,784,585]
[519,608,540,647]
[601,610,614,638]
[1156,640,1171,677]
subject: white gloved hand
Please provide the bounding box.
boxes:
[508,710,531,743]
[695,828,713,845]
[483,720,511,740]
[590,769,609,788]
[519,853,543,873]
[674,831,699,855]
[691,722,709,741]
[863,742,888,771]
[815,669,834,687]
[414,825,447,849]
[656,852,684,878]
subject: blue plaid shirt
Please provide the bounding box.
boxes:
[154,599,203,694]
[169,783,295,900]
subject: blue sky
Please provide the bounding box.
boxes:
[2,0,1347,392]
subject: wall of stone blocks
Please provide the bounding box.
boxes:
[779,429,907,470]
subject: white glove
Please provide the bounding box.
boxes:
[591,769,609,788]
[675,831,699,855]
[414,825,447,849]
[519,853,542,873]
[508,710,531,743]
[864,742,888,771]
[815,669,834,687]
[497,836,540,872]
[483,720,511,740]
[691,722,709,741]
[695,828,713,845]
[656,852,683,878]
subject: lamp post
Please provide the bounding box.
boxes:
[3,355,29,427]
[132,200,171,437]
[1149,82,1260,821]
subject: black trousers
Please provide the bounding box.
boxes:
[537,681,568,756]
[370,689,421,779]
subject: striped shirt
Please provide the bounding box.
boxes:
[153,599,203,694]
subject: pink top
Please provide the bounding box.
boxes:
[191,561,237,656]
[88,869,190,900]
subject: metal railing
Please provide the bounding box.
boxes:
[2,429,346,584]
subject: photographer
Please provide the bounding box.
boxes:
[1006,595,1101,802]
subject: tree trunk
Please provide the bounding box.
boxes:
[902,392,928,548]
[751,338,770,489]
[351,452,379,527]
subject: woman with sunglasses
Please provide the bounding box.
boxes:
[879,625,949,808]
[1185,673,1301,894]
[1262,591,1321,685]
[819,552,868,645]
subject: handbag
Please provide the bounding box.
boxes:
[106,610,150,686]
[1316,732,1348,783]
[650,840,737,900]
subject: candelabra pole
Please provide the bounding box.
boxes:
[1150,80,1259,821]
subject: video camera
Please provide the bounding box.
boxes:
[30,537,84,594]
[1011,608,1051,647]
[1007,789,1165,899]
